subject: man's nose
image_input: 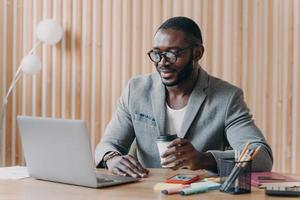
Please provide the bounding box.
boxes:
[158,55,170,65]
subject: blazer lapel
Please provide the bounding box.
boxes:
[178,67,209,138]
[151,74,166,136]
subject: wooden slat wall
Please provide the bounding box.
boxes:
[0,0,299,173]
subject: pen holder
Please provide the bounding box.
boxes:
[219,159,252,194]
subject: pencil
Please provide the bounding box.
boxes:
[250,146,261,161]
[238,142,250,161]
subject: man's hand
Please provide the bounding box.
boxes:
[161,138,217,171]
[106,155,149,178]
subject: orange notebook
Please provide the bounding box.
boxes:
[251,172,300,187]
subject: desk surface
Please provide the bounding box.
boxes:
[0,168,298,200]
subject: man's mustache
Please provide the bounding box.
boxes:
[157,66,177,73]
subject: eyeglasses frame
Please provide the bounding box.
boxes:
[147,45,195,64]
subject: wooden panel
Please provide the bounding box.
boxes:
[0,0,5,164]
[292,0,300,174]
[4,0,14,166]
[0,0,300,174]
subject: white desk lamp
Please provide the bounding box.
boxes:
[0,19,63,166]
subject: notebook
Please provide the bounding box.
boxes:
[17,116,139,188]
[251,172,300,187]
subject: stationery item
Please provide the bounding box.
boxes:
[220,149,253,192]
[234,150,240,162]
[180,181,220,195]
[0,166,29,180]
[161,184,189,194]
[153,182,184,192]
[219,159,252,194]
[234,150,239,189]
[165,174,200,184]
[238,142,250,161]
[251,172,300,187]
[191,181,221,189]
[203,177,221,183]
[220,145,261,194]
[180,185,208,195]
[265,186,300,196]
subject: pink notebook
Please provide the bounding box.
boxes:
[251,172,300,187]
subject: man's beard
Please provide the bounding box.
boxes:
[156,53,194,87]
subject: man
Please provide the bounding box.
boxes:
[95,17,273,178]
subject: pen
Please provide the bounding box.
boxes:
[180,182,221,195]
[234,150,238,161]
[161,185,189,195]
[234,150,239,189]
[180,185,208,195]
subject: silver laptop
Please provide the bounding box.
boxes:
[17,116,139,188]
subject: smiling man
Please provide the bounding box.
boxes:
[95,17,273,178]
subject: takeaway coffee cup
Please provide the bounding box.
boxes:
[156,134,177,168]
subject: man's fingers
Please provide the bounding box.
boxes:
[161,155,176,165]
[161,145,191,158]
[171,160,188,170]
[126,155,149,174]
[122,156,140,172]
[161,154,186,167]
[118,160,141,178]
[111,167,127,177]
[167,138,188,148]
[161,146,180,157]
[125,155,149,177]
[107,155,149,178]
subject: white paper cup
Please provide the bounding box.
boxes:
[156,135,177,168]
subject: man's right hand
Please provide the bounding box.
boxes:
[106,155,149,178]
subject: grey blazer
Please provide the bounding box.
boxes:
[95,67,273,172]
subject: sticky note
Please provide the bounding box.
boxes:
[153,182,184,192]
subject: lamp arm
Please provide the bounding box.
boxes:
[0,40,41,131]
[4,72,23,102]
[27,40,41,55]
[0,104,7,131]
[0,72,22,130]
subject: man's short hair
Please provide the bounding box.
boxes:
[157,16,203,45]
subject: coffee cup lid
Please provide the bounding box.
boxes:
[156,134,177,141]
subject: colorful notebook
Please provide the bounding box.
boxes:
[251,172,300,187]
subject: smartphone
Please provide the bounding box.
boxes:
[164,174,200,184]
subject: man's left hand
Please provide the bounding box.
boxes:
[160,138,217,171]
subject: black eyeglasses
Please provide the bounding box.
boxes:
[147,45,194,64]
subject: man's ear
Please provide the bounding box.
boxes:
[194,44,204,61]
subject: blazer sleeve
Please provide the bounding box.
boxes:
[208,89,273,173]
[94,81,135,168]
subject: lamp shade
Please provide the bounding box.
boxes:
[21,55,42,75]
[36,19,63,45]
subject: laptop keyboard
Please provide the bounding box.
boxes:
[95,172,139,187]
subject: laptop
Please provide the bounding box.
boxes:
[17,116,139,188]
